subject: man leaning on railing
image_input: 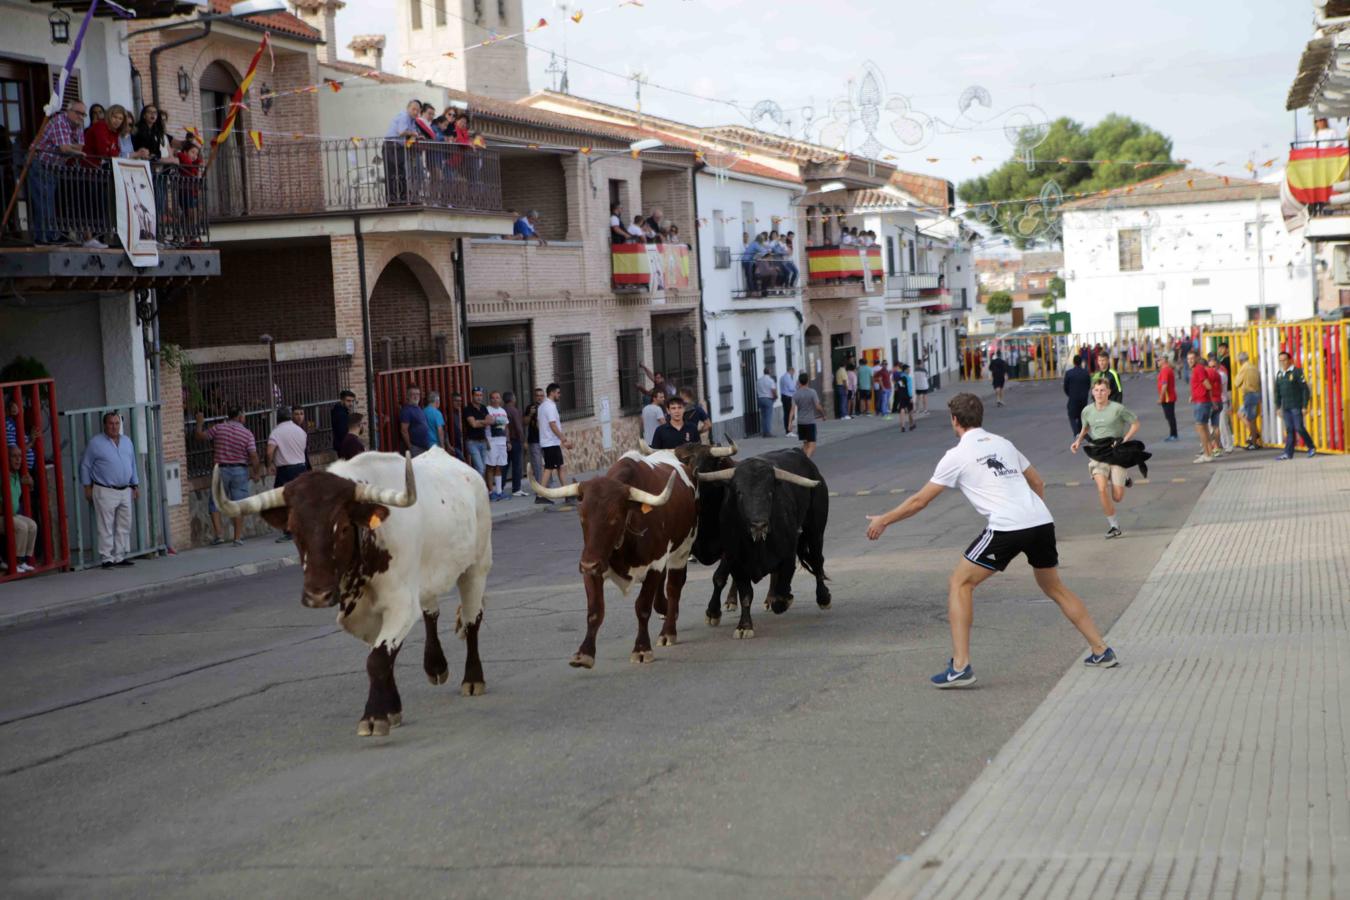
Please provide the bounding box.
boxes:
[31,99,87,245]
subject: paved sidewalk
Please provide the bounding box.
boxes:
[871,454,1350,899]
[0,395,937,631]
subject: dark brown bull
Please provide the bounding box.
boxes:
[531,452,696,668]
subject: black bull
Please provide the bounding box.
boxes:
[691,447,830,639]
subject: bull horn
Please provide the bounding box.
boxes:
[696,468,736,483]
[529,473,581,500]
[628,470,678,507]
[637,438,654,454]
[773,467,820,489]
[212,464,286,517]
[709,439,738,458]
[354,453,418,508]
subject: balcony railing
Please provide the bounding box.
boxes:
[805,245,883,285]
[612,241,693,293]
[1,150,209,248]
[207,139,503,219]
[732,252,801,299]
[885,272,942,296]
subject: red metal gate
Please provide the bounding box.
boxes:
[1,378,70,581]
[373,364,473,458]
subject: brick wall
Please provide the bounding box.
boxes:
[501,156,568,241]
[161,243,336,348]
[370,257,432,343]
[158,359,191,550]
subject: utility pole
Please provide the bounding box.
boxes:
[1255,189,1267,317]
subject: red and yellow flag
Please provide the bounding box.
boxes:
[1287,145,1350,204]
[213,33,269,148]
[248,130,263,150]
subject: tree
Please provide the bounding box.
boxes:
[1042,275,1066,311]
[958,115,1180,248]
[986,291,1013,315]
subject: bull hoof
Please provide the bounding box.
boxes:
[770,599,791,615]
[389,711,403,728]
[657,633,676,647]
[706,615,720,626]
[358,716,391,737]
[427,669,450,686]
[733,627,754,639]
[724,598,737,612]
[357,718,372,737]
[817,598,832,610]
[630,649,655,664]
[569,653,595,669]
[460,681,486,696]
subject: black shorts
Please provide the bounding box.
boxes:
[896,391,913,411]
[858,389,871,400]
[273,463,307,488]
[992,377,1005,389]
[797,423,817,443]
[964,523,1058,571]
[542,445,564,469]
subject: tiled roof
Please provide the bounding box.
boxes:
[1059,169,1278,210]
[322,59,412,85]
[209,0,322,42]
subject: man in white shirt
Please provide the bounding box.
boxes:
[778,366,797,435]
[266,405,310,541]
[756,366,778,438]
[865,392,1118,688]
[640,392,666,445]
[535,382,572,502]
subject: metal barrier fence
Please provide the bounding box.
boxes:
[209,139,503,219]
[1201,322,1348,453]
[1,379,69,582]
[959,329,1187,382]
[374,363,472,458]
[61,402,167,570]
[184,355,353,478]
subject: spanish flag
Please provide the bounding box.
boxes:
[1287,145,1350,204]
[214,33,269,148]
[248,130,263,150]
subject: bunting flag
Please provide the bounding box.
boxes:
[444,51,457,59]
[325,78,342,93]
[248,130,264,150]
[571,10,584,23]
[529,17,549,30]
[472,135,487,149]
[1287,145,1350,204]
[579,146,592,155]
[213,33,269,148]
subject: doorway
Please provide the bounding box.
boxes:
[467,323,532,404]
[738,345,759,437]
[199,61,247,217]
[805,325,824,399]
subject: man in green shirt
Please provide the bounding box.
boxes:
[1273,350,1316,459]
[1071,377,1140,538]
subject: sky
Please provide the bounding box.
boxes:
[335,0,1313,191]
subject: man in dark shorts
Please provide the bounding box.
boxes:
[989,351,1008,407]
[651,395,700,449]
[894,363,915,432]
[787,372,824,457]
[865,393,1118,687]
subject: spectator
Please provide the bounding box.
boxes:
[912,360,929,415]
[1274,350,1316,460]
[450,110,471,145]
[423,390,447,449]
[398,385,432,457]
[32,99,87,245]
[535,383,572,501]
[1207,352,1234,455]
[176,137,203,233]
[845,362,858,418]
[524,387,548,503]
[788,372,825,458]
[195,406,260,546]
[447,391,465,459]
[1094,352,1122,403]
[337,412,366,460]
[132,105,180,161]
[742,232,767,296]
[779,366,798,434]
[504,391,526,497]
[679,387,712,442]
[79,411,138,567]
[513,209,547,247]
[115,110,147,160]
[609,203,629,243]
[667,224,682,244]
[1187,350,1218,463]
[266,405,310,542]
[857,358,873,416]
[834,359,849,420]
[1156,356,1179,441]
[895,363,916,431]
[2,444,38,574]
[485,391,510,501]
[87,104,106,130]
[756,366,777,438]
[462,387,490,479]
[83,104,126,164]
[384,98,423,205]
[651,395,699,449]
[4,397,36,473]
[627,215,646,241]
[330,389,355,452]
[989,352,1009,408]
[1312,116,1341,148]
[875,361,892,419]
[644,207,665,242]
[1234,351,1261,450]
[641,390,666,445]
[636,365,677,403]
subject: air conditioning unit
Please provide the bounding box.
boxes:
[1334,244,1350,285]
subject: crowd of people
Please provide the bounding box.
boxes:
[740,230,798,295]
[832,355,932,426]
[608,204,686,246]
[383,98,487,206]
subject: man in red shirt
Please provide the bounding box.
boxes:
[1187,350,1217,463]
[1206,352,1225,457]
[1156,357,1179,441]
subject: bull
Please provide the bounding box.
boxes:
[694,448,830,638]
[530,450,696,668]
[213,448,492,737]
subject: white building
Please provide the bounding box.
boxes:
[392,0,528,100]
[1061,169,1313,334]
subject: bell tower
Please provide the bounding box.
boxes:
[395,0,530,100]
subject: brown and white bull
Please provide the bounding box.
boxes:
[213,448,492,736]
[531,450,697,668]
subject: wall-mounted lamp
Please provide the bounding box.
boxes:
[260,83,273,115]
[176,67,192,101]
[49,10,71,44]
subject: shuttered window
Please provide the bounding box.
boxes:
[552,334,593,420]
[616,330,643,415]
[1117,228,1143,272]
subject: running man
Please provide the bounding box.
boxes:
[1071,376,1139,539]
[865,393,1119,688]
[989,351,1008,407]
[787,372,825,457]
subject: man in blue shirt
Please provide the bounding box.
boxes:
[399,386,432,457]
[513,210,547,247]
[384,99,423,205]
[778,366,798,435]
[423,391,447,448]
[79,411,139,568]
[742,233,767,296]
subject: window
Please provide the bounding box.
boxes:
[552,334,593,420]
[741,201,755,242]
[712,209,729,268]
[1246,305,1278,322]
[1192,277,1210,286]
[498,0,507,22]
[1117,228,1143,272]
[616,330,643,415]
[783,335,794,372]
[434,0,446,25]
[717,339,733,413]
[885,236,897,275]
[410,0,423,29]
[762,335,776,372]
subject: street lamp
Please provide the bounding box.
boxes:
[49,10,71,44]
[176,67,192,101]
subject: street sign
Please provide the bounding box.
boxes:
[1049,312,1072,334]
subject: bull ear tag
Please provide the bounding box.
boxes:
[368,513,385,530]
[641,503,653,514]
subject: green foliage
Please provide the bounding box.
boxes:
[158,343,204,411]
[959,115,1181,247]
[1042,275,1066,309]
[986,291,1014,315]
[0,356,50,383]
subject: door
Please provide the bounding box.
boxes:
[738,346,759,436]
[467,326,532,403]
[805,326,824,399]
[200,62,247,217]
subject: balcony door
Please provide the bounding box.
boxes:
[199,62,247,217]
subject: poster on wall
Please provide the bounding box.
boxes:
[111,158,159,268]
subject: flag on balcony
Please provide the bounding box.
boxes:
[1287,145,1350,205]
[248,130,264,151]
[213,33,270,149]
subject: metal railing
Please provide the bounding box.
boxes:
[4,149,210,248]
[731,254,801,299]
[1,379,69,582]
[184,354,353,478]
[885,272,942,295]
[208,138,503,219]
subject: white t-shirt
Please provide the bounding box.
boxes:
[538,398,562,448]
[267,420,309,467]
[610,214,622,229]
[486,405,509,449]
[929,428,1053,532]
[912,368,929,391]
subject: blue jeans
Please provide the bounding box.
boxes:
[1281,407,1314,455]
[467,439,488,474]
[209,465,251,513]
[878,389,892,415]
[782,260,799,286]
[835,384,847,419]
[757,398,775,437]
[28,166,60,243]
[781,397,794,434]
[508,441,524,493]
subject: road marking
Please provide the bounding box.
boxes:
[889,488,906,494]
[1064,481,1081,487]
[1171,477,1187,483]
[856,490,872,496]
[828,491,840,497]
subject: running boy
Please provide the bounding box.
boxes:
[865,393,1118,687]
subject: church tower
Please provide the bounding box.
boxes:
[396,0,530,100]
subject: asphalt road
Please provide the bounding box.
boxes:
[0,377,1221,899]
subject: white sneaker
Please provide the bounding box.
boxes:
[1193,454,1213,464]
[17,563,34,573]
[83,238,108,249]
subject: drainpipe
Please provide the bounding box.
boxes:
[353,215,376,447]
[454,237,468,361]
[149,21,213,111]
[691,165,712,414]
